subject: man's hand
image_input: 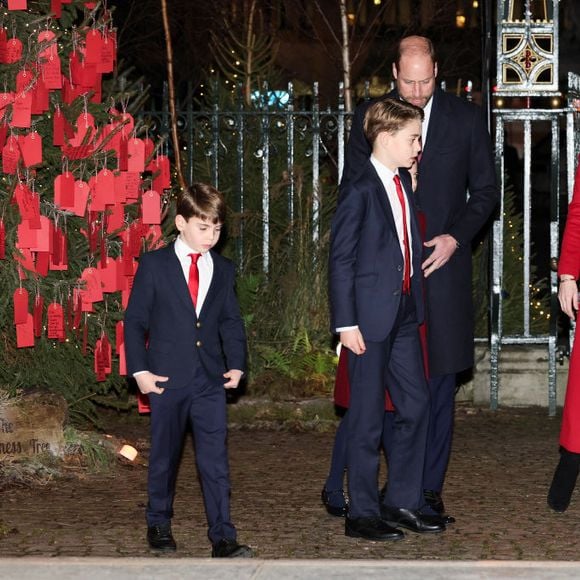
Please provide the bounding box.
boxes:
[340,328,366,356]
[223,369,243,389]
[559,281,578,320]
[422,234,458,278]
[135,371,168,395]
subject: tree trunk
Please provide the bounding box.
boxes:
[339,0,353,112]
[160,0,187,191]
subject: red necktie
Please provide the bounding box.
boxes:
[393,175,411,295]
[188,253,201,307]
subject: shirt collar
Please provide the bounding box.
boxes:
[370,155,398,184]
[174,236,208,261]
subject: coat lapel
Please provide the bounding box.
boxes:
[367,162,398,236]
[164,242,197,315]
[198,249,223,316]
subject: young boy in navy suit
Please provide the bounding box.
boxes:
[329,98,446,541]
[124,183,253,558]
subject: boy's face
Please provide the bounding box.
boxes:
[175,215,222,253]
[379,119,422,170]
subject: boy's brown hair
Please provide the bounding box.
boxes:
[363,97,424,145]
[176,183,227,224]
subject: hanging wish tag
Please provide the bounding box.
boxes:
[16,313,34,348]
[13,287,29,324]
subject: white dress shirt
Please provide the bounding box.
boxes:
[422,96,433,147]
[174,236,214,316]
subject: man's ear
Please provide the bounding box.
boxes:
[434,62,438,78]
[392,62,398,80]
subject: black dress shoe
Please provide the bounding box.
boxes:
[345,516,404,541]
[321,487,348,517]
[381,506,446,534]
[212,538,254,558]
[548,448,580,512]
[147,523,177,552]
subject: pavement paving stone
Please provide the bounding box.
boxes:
[0,405,578,563]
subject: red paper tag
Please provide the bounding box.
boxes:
[99,30,116,73]
[80,267,104,303]
[16,69,33,93]
[11,90,32,128]
[54,172,75,209]
[19,132,43,167]
[141,190,161,225]
[118,136,128,171]
[0,219,5,259]
[41,54,62,90]
[73,180,90,216]
[85,29,104,64]
[137,391,151,414]
[124,171,140,200]
[93,168,115,207]
[8,0,27,10]
[13,287,29,324]
[127,138,145,173]
[106,202,124,234]
[2,140,20,174]
[97,256,118,293]
[47,302,65,339]
[31,76,49,114]
[53,109,65,146]
[16,314,34,348]
[50,0,62,18]
[152,155,171,191]
[35,251,50,277]
[115,320,124,354]
[5,38,23,63]
[33,294,44,337]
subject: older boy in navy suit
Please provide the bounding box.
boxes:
[329,98,445,541]
[124,183,253,558]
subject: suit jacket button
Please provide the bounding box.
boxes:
[196,321,202,328]
[393,290,400,296]
[397,265,403,272]
[196,340,202,347]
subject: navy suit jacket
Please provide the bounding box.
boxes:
[124,243,247,389]
[342,89,499,374]
[329,160,424,342]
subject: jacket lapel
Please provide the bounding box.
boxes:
[164,242,197,315]
[198,250,223,316]
[367,162,398,236]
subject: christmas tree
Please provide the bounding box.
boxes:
[0,1,173,422]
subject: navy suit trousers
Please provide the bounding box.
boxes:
[146,366,236,544]
[346,295,430,518]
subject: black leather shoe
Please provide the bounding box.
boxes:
[212,538,254,558]
[381,506,446,534]
[345,516,404,541]
[147,523,177,552]
[321,487,348,517]
[548,449,580,512]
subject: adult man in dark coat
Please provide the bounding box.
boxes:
[341,36,499,519]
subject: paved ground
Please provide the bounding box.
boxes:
[0,404,579,565]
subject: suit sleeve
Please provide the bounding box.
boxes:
[558,156,580,278]
[123,253,155,376]
[447,107,499,246]
[329,183,366,330]
[218,263,247,372]
[341,102,371,188]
